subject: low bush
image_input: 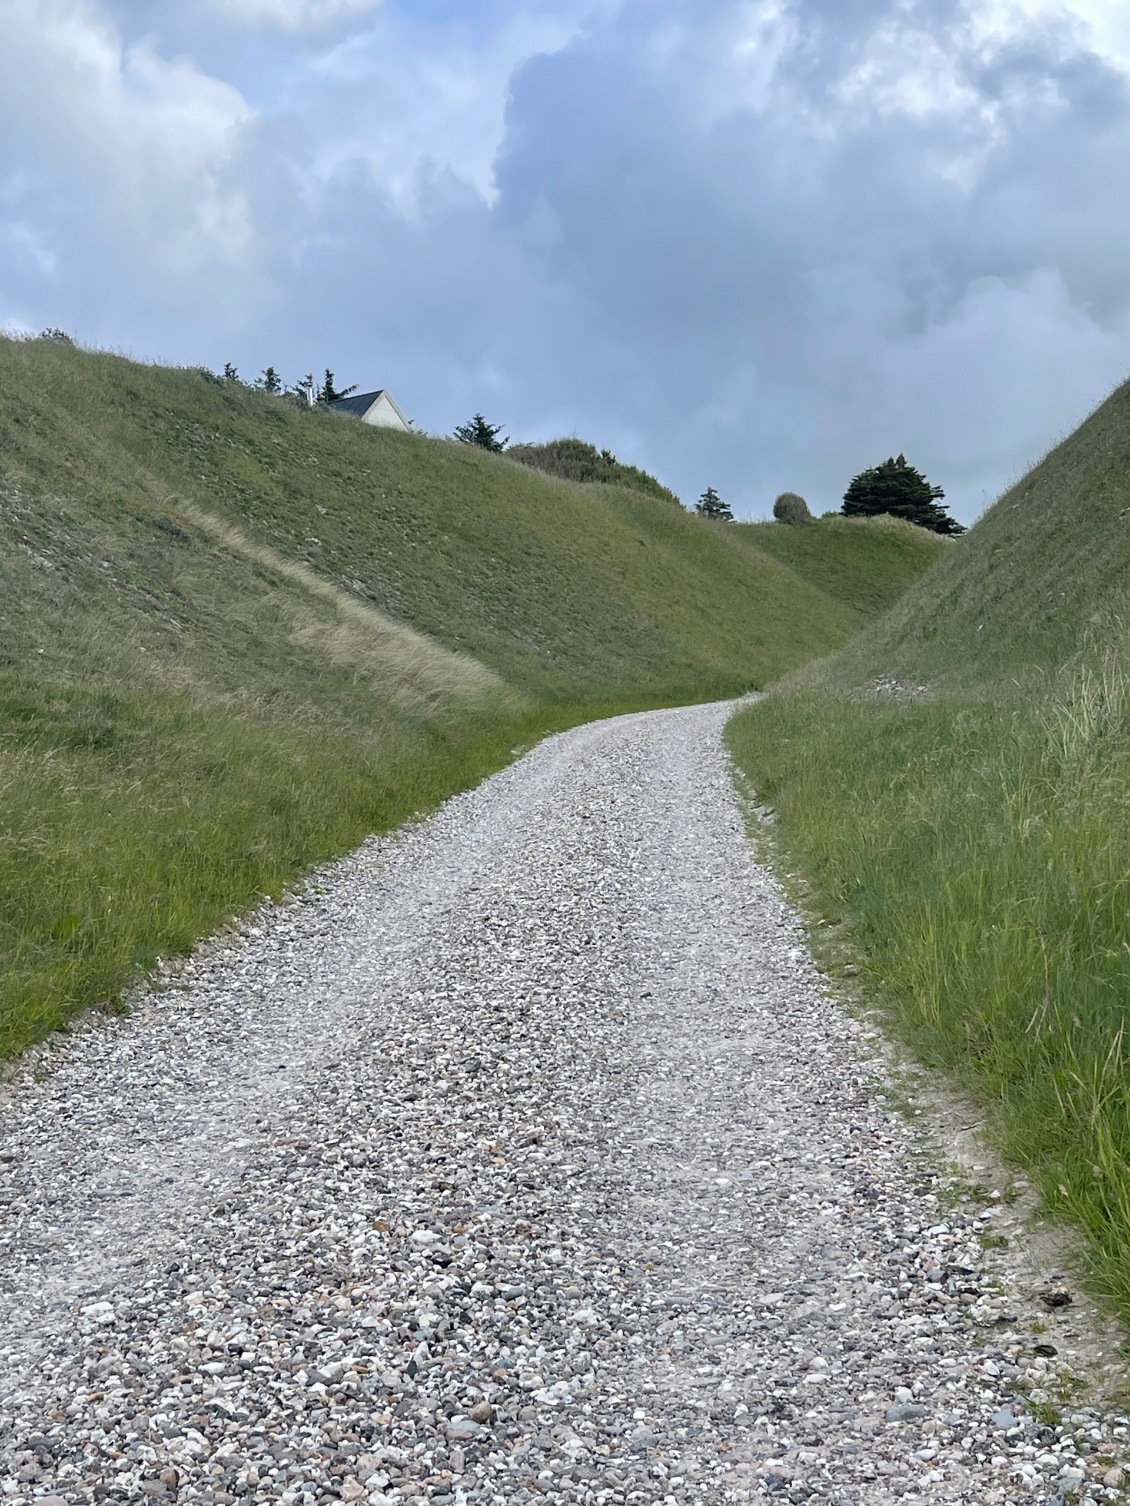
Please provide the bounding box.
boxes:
[507,437,681,505]
[773,491,812,525]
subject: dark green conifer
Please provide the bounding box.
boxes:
[318,370,357,403]
[453,414,509,452]
[695,486,733,521]
[842,455,963,535]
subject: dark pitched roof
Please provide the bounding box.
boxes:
[328,390,386,418]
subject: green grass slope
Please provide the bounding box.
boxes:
[728,374,1130,1319]
[0,336,935,1055]
[739,514,947,620]
[791,376,1130,693]
[1,338,922,704]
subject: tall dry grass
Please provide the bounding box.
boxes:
[171,500,508,716]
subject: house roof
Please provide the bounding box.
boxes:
[328,389,382,417]
[328,389,409,426]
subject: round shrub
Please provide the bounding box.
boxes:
[773,491,812,525]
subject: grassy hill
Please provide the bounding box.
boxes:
[787,376,1130,693]
[0,335,938,1056]
[739,513,946,621]
[728,373,1130,1318]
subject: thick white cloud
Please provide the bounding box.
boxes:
[978,0,1130,69]
[0,0,254,321]
[0,1,250,179]
[1,0,1129,519]
[301,7,594,208]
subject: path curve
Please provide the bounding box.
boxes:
[0,702,1124,1504]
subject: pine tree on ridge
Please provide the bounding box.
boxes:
[695,486,733,521]
[842,454,963,535]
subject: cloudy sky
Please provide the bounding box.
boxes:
[2,0,1129,521]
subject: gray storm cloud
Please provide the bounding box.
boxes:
[0,0,1128,519]
[491,0,1130,516]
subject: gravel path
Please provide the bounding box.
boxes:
[0,701,1127,1506]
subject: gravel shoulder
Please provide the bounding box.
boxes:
[0,700,1127,1505]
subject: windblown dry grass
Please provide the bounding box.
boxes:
[171,500,507,716]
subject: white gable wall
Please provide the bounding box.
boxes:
[363,393,410,431]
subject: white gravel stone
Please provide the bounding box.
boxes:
[0,701,1126,1505]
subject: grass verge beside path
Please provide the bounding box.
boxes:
[726,649,1130,1317]
[0,679,699,1060]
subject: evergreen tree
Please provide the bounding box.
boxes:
[318,369,358,404]
[695,486,733,521]
[841,454,964,535]
[453,414,509,451]
[257,366,282,394]
[222,362,240,383]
